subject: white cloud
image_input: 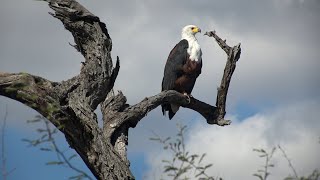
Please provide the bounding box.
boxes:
[1,1,319,178]
[145,99,320,179]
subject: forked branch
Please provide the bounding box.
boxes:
[205,30,241,125]
[0,0,241,179]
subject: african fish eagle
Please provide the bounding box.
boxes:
[161,25,202,119]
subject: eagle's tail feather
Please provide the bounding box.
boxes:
[161,103,179,120]
[169,110,175,120]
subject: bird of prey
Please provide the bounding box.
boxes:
[161,25,202,119]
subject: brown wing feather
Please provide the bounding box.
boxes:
[161,39,202,119]
[174,58,202,94]
[162,39,188,91]
[161,39,189,119]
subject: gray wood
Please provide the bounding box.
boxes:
[0,0,241,179]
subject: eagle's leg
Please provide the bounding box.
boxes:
[183,92,191,104]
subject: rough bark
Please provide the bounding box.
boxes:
[0,0,241,179]
[204,31,241,125]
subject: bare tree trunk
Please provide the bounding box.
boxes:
[0,0,241,179]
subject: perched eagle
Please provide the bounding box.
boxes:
[161,25,202,119]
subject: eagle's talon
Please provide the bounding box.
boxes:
[186,96,191,104]
[183,93,191,104]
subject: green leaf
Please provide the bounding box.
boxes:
[30,139,42,146]
[36,128,47,133]
[40,147,52,151]
[57,124,65,130]
[177,141,181,151]
[27,119,41,123]
[164,166,178,173]
[149,137,160,141]
[178,155,188,162]
[191,154,199,160]
[22,138,42,147]
[40,134,48,140]
[21,138,32,143]
[195,171,205,177]
[164,137,171,142]
[253,173,263,180]
[181,125,187,132]
[46,161,64,165]
[68,154,77,161]
[34,115,43,119]
[51,128,58,134]
[253,148,261,152]
[204,164,213,169]
[284,177,295,180]
[199,153,206,163]
[265,172,270,177]
[69,174,84,179]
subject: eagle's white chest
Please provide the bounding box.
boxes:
[184,36,201,62]
[187,39,201,61]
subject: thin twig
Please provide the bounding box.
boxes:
[265,147,276,180]
[43,119,93,180]
[152,124,215,180]
[253,147,276,180]
[1,105,16,180]
[204,30,241,125]
[278,145,299,179]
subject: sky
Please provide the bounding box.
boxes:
[0,0,320,179]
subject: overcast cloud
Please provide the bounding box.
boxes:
[0,0,319,179]
[146,99,320,179]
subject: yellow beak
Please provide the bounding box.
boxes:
[192,27,201,33]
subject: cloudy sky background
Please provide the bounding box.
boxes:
[0,0,319,179]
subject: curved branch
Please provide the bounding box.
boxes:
[0,72,133,180]
[0,72,61,121]
[205,30,241,123]
[101,30,241,165]
[1,0,241,179]
[47,0,115,111]
[0,0,131,177]
[103,90,230,132]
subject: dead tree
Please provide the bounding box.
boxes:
[0,0,241,179]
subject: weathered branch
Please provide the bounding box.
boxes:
[99,30,241,162]
[1,0,133,178]
[102,90,219,132]
[0,72,61,122]
[0,0,241,179]
[48,0,115,112]
[205,30,241,124]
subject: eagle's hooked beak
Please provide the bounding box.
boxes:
[192,27,201,34]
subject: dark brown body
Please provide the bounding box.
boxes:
[174,59,202,94]
[161,39,202,119]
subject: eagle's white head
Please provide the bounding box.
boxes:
[181,25,202,61]
[181,25,201,39]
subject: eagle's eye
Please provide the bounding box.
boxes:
[191,27,195,30]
